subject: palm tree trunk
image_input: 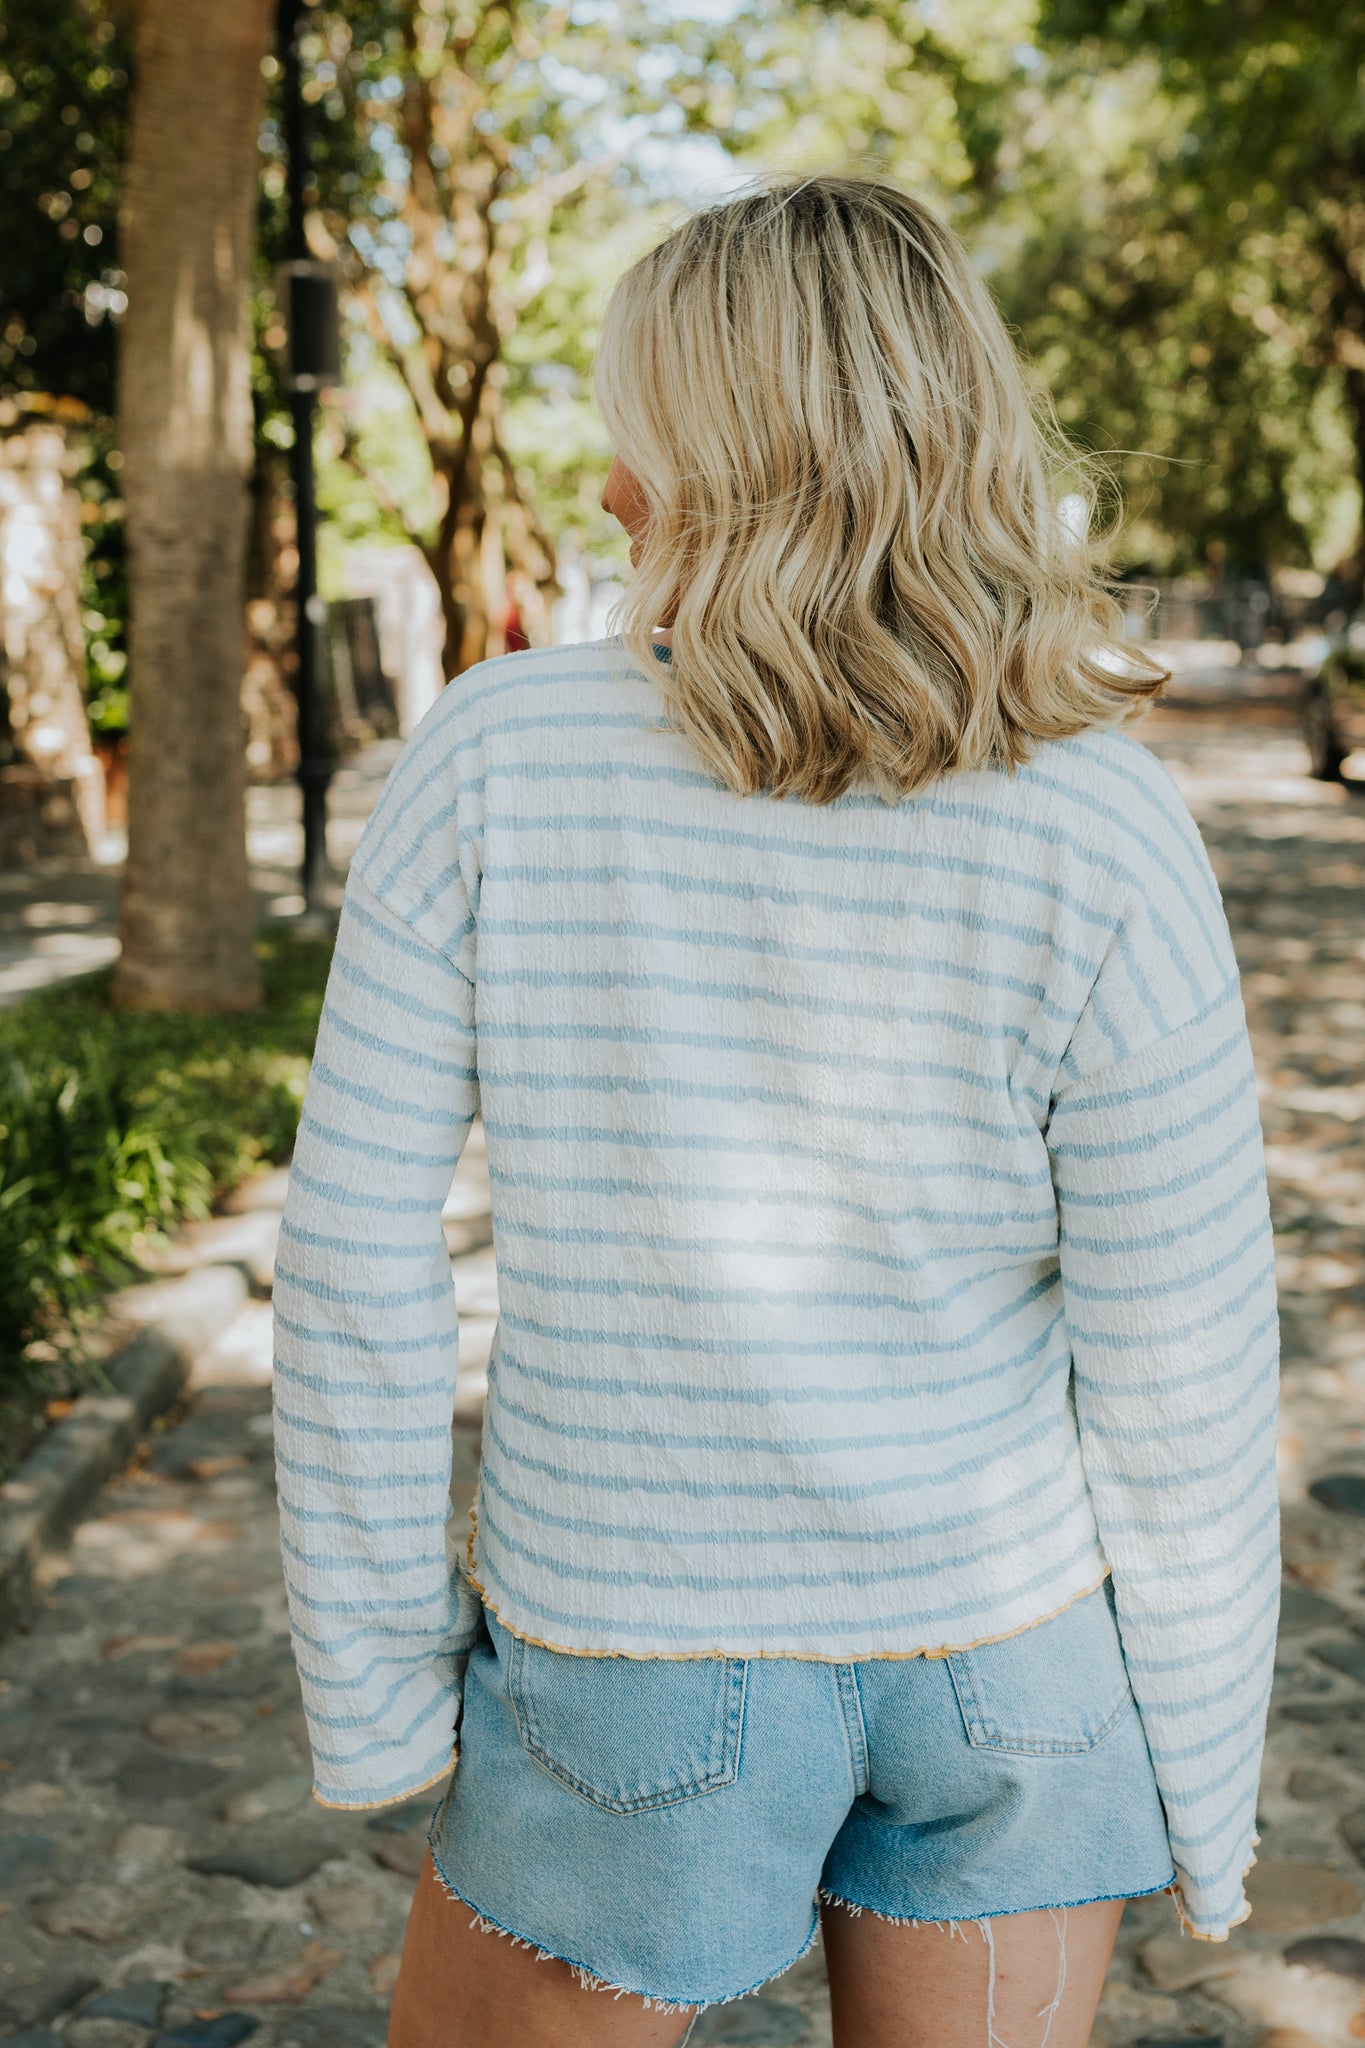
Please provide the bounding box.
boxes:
[113,0,274,1010]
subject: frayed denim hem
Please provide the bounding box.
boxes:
[425,1831,818,2015]
[817,1866,1177,1927]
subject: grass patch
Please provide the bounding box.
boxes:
[0,928,333,1439]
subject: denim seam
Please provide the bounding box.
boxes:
[425,1825,820,2013]
[834,1662,871,1798]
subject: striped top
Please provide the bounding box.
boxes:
[275,638,1279,1941]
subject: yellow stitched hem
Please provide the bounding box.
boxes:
[464,1506,1113,1665]
[311,1753,456,1813]
[1167,1840,1259,1942]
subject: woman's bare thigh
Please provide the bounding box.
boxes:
[821,1894,1124,2048]
[388,1850,1125,2047]
[386,1852,697,2048]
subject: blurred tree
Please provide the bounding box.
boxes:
[286,0,694,674]
[978,63,1331,574]
[297,0,1039,669]
[113,0,275,1011]
[0,0,131,743]
[1038,0,1365,584]
[0,0,128,412]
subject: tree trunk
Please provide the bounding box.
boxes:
[113,0,273,1010]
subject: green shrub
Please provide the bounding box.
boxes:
[0,928,333,1397]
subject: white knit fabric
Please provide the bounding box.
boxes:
[275,639,1279,1938]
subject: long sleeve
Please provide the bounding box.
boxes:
[1050,965,1279,1939]
[274,863,483,1809]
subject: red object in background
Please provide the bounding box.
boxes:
[93,735,129,827]
[505,599,530,654]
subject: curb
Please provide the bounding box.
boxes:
[0,1262,250,1640]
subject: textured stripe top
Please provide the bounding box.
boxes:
[274,637,1279,1941]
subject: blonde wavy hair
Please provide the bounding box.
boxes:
[594,175,1166,804]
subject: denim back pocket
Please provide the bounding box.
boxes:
[946,1582,1133,1756]
[505,1629,748,1814]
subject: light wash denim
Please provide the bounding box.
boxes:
[427,1582,1175,2011]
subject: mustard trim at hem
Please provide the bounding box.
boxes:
[463,1505,1113,1665]
[312,1753,456,1813]
[1167,1839,1259,1942]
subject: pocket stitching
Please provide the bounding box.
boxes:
[507,1638,749,1814]
[947,1649,1133,1756]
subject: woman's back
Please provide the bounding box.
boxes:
[276,636,1275,1940]
[276,180,1277,1997]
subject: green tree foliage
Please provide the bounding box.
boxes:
[0,931,330,1415]
[4,0,1361,640]
[1034,0,1365,578]
[0,0,128,414]
[0,0,131,731]
[294,0,789,669]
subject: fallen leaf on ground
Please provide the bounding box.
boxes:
[224,1939,344,2005]
[102,1633,180,1660]
[174,1640,238,1675]
[368,1953,401,1996]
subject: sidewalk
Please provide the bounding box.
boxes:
[0,743,400,1007]
[2,701,1365,2045]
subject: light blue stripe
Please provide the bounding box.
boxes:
[275,1263,453,1313]
[482,802,1122,937]
[478,911,1095,1002]
[490,1369,1065,1467]
[473,1489,1080,1598]
[311,1058,476,1128]
[323,1004,474,1078]
[494,1300,1065,1372]
[278,1216,436,1262]
[479,1441,1092,1558]
[478,1062,1054,1133]
[482,1403,1080,1513]
[1066,1263,1275,1351]
[470,1529,1107,1646]
[484,857,1107,971]
[276,1445,450,1489]
[494,1259,1057,1332]
[344,885,472,987]
[298,1107,464,1173]
[477,1009,1055,1072]
[494,1213,1048,1283]
[495,1330,1064,1414]
[1062,1216,1269,1303]
[273,1309,456,1356]
[484,1132,1055,1202]
[332,949,475,1029]
[1073,1307,1277,1398]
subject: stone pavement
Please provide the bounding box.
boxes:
[2,699,1365,2046]
[0,744,400,1007]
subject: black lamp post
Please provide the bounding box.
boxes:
[277,0,340,914]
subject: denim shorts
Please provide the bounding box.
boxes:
[427,1581,1175,2012]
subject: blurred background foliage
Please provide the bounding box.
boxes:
[2,0,1364,723]
[0,930,331,1431]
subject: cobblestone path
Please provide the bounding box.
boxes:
[2,701,1364,2048]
